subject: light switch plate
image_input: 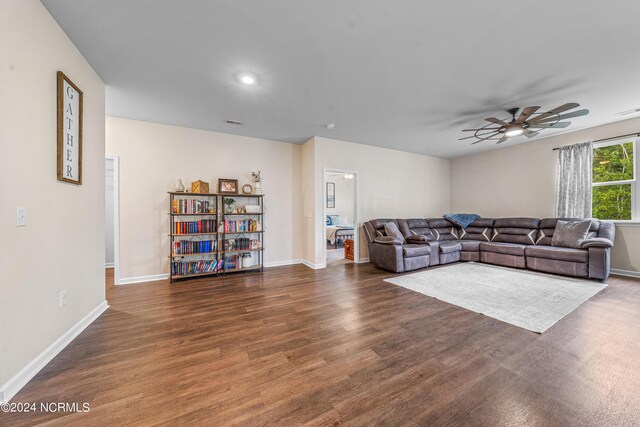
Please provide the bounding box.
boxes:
[16,207,26,227]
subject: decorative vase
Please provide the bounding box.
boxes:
[253,181,262,194]
[175,179,185,192]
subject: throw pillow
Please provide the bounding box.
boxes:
[326,216,331,225]
[551,219,592,248]
[384,222,405,243]
[328,215,340,225]
[443,213,480,229]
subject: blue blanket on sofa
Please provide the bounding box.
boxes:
[443,213,480,229]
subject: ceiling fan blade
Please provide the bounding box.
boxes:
[459,130,501,141]
[529,121,572,129]
[470,132,501,144]
[462,127,501,132]
[535,109,589,123]
[485,117,510,127]
[529,102,580,123]
[516,106,540,123]
[496,135,509,144]
[522,129,540,138]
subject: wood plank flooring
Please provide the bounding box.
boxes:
[2,263,640,426]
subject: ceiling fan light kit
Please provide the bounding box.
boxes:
[461,103,589,145]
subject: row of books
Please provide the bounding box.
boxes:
[174,219,217,234]
[172,199,214,214]
[173,240,217,255]
[224,253,258,270]
[223,219,262,233]
[171,259,224,276]
[224,238,262,251]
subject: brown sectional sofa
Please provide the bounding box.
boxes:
[363,217,615,281]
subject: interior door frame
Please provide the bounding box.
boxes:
[322,167,359,265]
[106,155,121,285]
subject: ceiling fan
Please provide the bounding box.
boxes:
[460,103,589,145]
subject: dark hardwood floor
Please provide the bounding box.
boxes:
[2,263,640,426]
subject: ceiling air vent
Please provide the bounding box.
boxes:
[615,108,640,116]
[224,119,244,126]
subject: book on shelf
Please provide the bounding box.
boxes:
[223,219,261,233]
[174,219,217,234]
[224,237,262,251]
[171,259,218,276]
[173,239,217,255]
[172,199,214,214]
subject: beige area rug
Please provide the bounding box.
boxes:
[384,262,606,333]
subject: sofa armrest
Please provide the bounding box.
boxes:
[369,240,404,272]
[580,237,613,248]
[374,236,402,245]
[406,235,430,244]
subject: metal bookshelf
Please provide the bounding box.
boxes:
[168,192,264,282]
[220,194,264,275]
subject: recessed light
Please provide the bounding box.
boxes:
[236,72,258,85]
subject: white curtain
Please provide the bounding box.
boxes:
[555,142,593,218]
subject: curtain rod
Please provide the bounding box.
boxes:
[552,132,640,151]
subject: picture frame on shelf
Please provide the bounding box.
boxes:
[218,178,238,194]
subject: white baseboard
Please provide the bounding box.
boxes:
[264,259,303,268]
[0,301,109,403]
[356,257,370,263]
[118,273,169,285]
[105,263,114,268]
[611,268,640,279]
[302,260,326,269]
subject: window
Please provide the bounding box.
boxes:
[592,137,638,220]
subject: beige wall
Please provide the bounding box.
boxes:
[301,138,317,264]
[451,116,640,274]
[0,0,106,389]
[106,117,303,281]
[306,137,451,265]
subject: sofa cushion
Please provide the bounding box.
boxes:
[368,219,398,237]
[439,241,462,254]
[537,218,599,246]
[492,218,540,245]
[426,218,459,241]
[403,244,431,258]
[398,218,435,240]
[480,242,526,256]
[551,219,591,248]
[525,246,588,263]
[384,222,405,243]
[460,240,481,251]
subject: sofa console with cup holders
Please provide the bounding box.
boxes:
[363,217,615,280]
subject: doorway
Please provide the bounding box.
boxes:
[105,156,120,286]
[323,168,358,266]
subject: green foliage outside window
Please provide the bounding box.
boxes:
[592,142,634,220]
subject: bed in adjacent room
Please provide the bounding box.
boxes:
[326,215,354,248]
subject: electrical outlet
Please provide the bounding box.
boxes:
[16,207,27,227]
[59,290,67,307]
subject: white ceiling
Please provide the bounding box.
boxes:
[41,0,640,158]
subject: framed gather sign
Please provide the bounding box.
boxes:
[57,71,83,185]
